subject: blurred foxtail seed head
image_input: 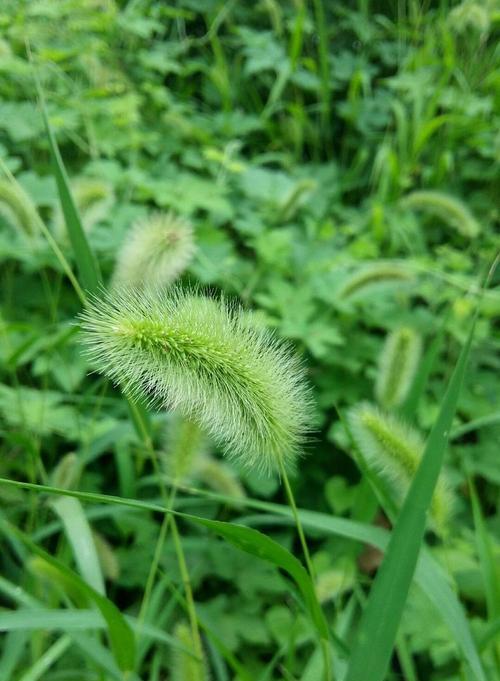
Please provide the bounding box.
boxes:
[112,211,195,289]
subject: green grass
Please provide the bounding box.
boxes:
[0,1,499,680]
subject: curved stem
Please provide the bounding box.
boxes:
[279,458,332,681]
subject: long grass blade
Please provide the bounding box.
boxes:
[30,57,101,295]
[344,309,484,681]
[49,496,105,595]
[0,520,135,673]
[468,477,500,620]
[0,476,485,678]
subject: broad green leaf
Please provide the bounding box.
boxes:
[0,520,135,673]
[344,313,485,681]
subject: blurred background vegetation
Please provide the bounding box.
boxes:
[0,1,499,680]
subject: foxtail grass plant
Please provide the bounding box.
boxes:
[0,177,39,235]
[80,287,312,474]
[348,402,453,535]
[163,415,245,497]
[197,456,246,499]
[163,415,208,484]
[53,177,114,238]
[339,261,413,300]
[401,190,480,238]
[375,327,422,410]
[112,212,195,289]
[172,621,210,681]
[80,285,328,677]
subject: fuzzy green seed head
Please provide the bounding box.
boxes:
[53,177,114,238]
[348,402,453,534]
[80,287,312,474]
[163,415,208,484]
[0,179,38,235]
[375,327,422,410]
[339,261,413,300]
[172,621,210,681]
[401,190,480,238]
[112,211,195,289]
[197,456,246,499]
[50,453,81,490]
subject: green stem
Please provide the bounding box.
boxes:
[132,410,204,672]
[170,511,204,663]
[279,461,316,580]
[279,458,332,681]
[396,633,419,681]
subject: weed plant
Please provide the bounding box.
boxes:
[0,2,499,681]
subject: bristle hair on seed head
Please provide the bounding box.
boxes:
[0,178,39,235]
[375,326,422,410]
[348,402,453,534]
[163,414,207,484]
[80,286,313,474]
[197,456,246,499]
[112,211,195,289]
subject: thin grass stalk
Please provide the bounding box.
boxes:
[134,417,204,674]
[278,457,332,681]
[312,0,331,152]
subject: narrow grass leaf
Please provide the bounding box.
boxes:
[0,477,484,679]
[70,631,130,681]
[468,477,500,620]
[0,609,100,631]
[0,520,135,673]
[17,635,71,681]
[0,631,28,681]
[35,78,101,294]
[344,311,484,681]
[240,507,484,681]
[0,608,179,651]
[49,495,105,595]
[402,313,448,420]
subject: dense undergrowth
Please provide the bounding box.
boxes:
[0,1,499,680]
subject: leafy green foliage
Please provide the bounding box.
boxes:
[0,0,499,679]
